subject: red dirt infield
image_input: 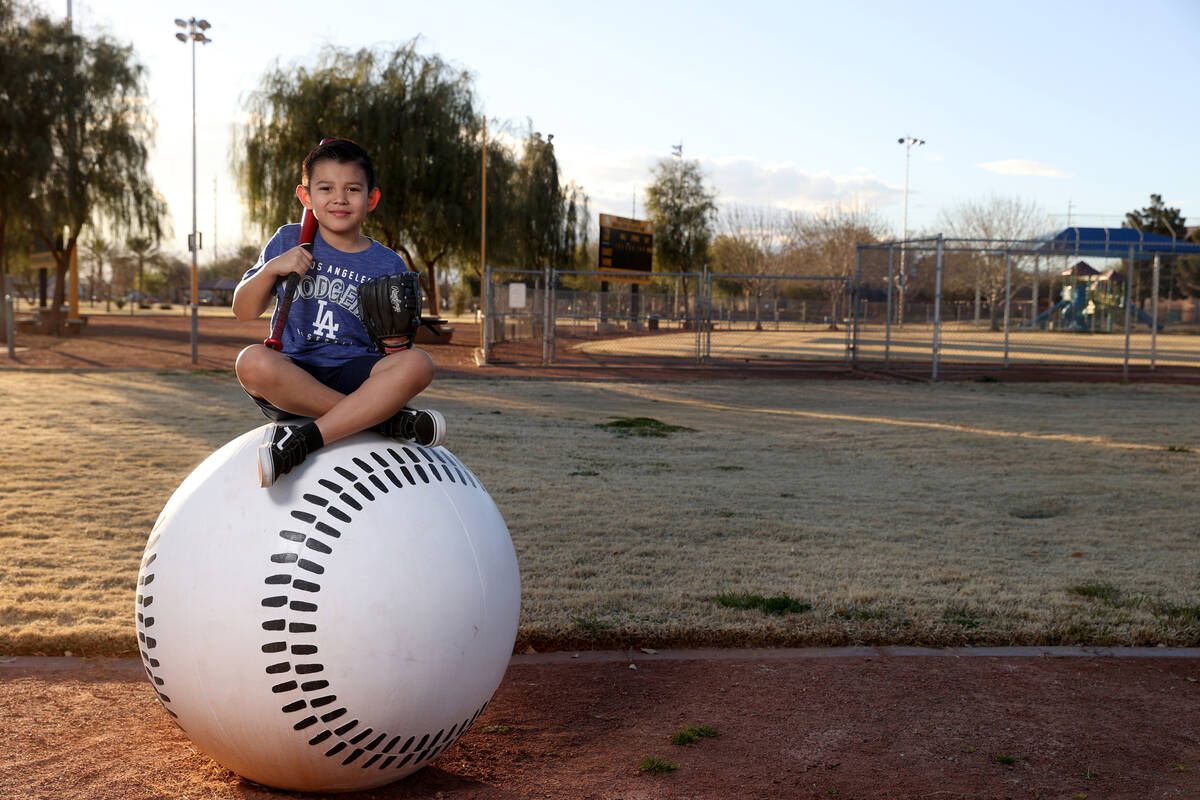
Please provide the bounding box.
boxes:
[4,311,1198,384]
[2,648,1199,799]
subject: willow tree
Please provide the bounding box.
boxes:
[237,42,488,314]
[0,2,53,279]
[511,130,588,272]
[644,156,717,317]
[15,11,165,333]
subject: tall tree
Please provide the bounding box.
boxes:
[511,130,588,272]
[238,42,524,314]
[644,156,717,317]
[0,2,54,279]
[126,235,159,309]
[936,195,1046,329]
[81,233,109,306]
[1124,194,1189,298]
[787,204,889,325]
[15,10,165,333]
[714,205,787,328]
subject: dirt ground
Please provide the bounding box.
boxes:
[6,310,1198,384]
[2,314,1199,798]
[2,649,1198,800]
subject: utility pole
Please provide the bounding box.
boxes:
[174,16,212,362]
[897,136,925,325]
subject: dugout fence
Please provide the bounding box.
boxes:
[479,231,1200,379]
[481,264,851,366]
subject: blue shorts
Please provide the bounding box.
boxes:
[249,355,382,421]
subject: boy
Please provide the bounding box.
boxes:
[233,138,444,488]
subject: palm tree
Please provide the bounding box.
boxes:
[126,235,158,314]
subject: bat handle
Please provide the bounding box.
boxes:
[262,182,319,351]
[263,269,303,351]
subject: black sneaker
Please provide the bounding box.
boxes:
[258,424,311,488]
[379,407,446,448]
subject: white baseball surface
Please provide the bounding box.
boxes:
[135,426,521,792]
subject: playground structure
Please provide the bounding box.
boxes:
[1028,261,1162,333]
[853,227,1200,379]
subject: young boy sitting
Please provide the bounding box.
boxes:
[233,138,445,488]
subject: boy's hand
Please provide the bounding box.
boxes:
[265,245,313,279]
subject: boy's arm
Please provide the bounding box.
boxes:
[232,246,314,321]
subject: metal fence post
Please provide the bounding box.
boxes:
[702,268,712,364]
[541,265,550,366]
[1123,245,1134,382]
[1150,253,1160,371]
[4,274,14,359]
[932,234,944,381]
[481,262,491,364]
[885,245,894,369]
[549,268,557,363]
[844,277,854,367]
[1032,255,1040,328]
[850,248,862,369]
[1002,250,1012,369]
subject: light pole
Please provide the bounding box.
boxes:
[175,17,212,364]
[897,135,924,325]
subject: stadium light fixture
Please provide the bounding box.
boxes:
[897,136,925,325]
[174,16,213,363]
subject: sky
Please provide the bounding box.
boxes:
[32,0,1200,261]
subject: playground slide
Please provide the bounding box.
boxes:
[1135,308,1165,331]
[1021,299,1071,328]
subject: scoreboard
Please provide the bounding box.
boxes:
[598,214,653,283]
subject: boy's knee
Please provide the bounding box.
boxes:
[401,348,435,390]
[375,348,434,389]
[235,345,277,390]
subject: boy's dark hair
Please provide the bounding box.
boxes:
[302,138,376,191]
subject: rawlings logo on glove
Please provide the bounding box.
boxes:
[358,272,423,352]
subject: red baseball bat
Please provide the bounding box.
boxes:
[263,207,317,350]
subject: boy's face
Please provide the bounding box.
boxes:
[296,159,381,239]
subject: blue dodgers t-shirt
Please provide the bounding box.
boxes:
[243,223,409,367]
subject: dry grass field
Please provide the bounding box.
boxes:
[0,370,1197,656]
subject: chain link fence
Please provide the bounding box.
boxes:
[852,235,1200,379]
[481,266,851,366]
[479,239,1200,380]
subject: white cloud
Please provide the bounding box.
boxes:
[555,144,902,220]
[705,156,899,211]
[976,159,1071,178]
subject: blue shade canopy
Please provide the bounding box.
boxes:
[1039,227,1200,257]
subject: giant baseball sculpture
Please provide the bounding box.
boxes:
[135,427,521,792]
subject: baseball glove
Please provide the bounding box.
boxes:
[358,271,423,352]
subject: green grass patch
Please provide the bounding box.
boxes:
[1152,601,1200,623]
[1068,584,1198,622]
[834,605,888,621]
[671,725,719,745]
[571,615,612,634]
[942,605,981,629]
[1069,583,1122,604]
[480,724,512,734]
[639,755,677,774]
[712,591,811,616]
[595,417,696,437]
